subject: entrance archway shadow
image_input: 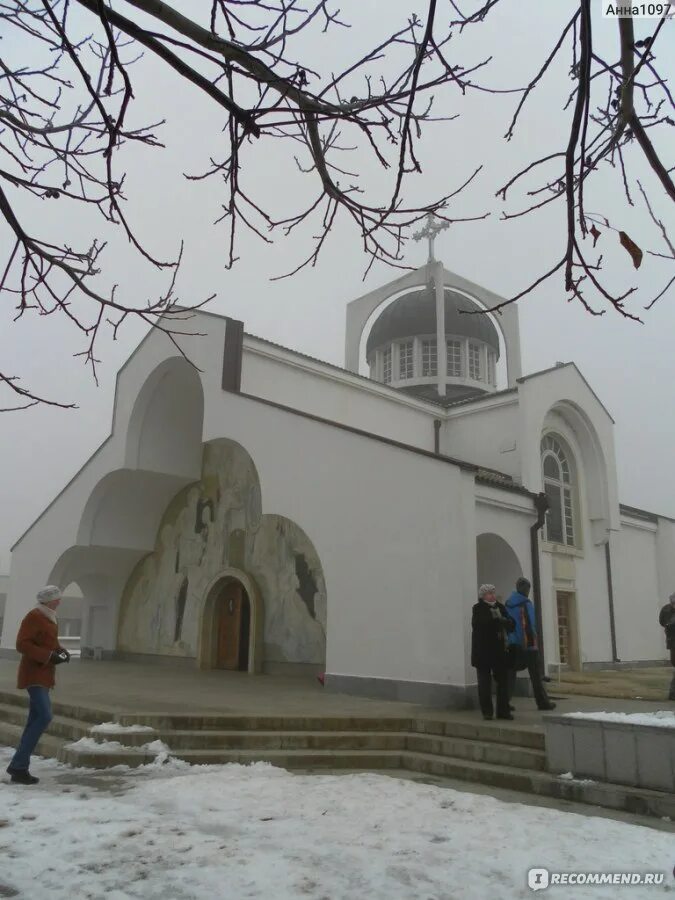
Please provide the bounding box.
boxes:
[476,533,524,602]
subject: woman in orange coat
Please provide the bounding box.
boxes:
[6,585,70,785]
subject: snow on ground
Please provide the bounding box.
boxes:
[1,747,673,900]
[563,710,675,728]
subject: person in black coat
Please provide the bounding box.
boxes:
[471,584,515,720]
[658,593,675,701]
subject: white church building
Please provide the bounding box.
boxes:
[2,239,673,707]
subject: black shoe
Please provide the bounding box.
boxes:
[509,704,515,711]
[496,713,514,720]
[8,768,39,785]
[482,714,493,720]
[538,702,557,711]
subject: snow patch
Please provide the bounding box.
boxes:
[563,710,675,728]
[1,745,672,900]
[90,722,155,734]
[66,737,172,757]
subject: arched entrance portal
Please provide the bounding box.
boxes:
[198,569,263,673]
[215,580,251,671]
[475,533,524,602]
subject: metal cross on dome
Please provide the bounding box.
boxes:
[413,212,449,263]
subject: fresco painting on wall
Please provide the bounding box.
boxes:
[117,439,327,667]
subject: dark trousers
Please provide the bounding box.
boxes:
[508,651,552,709]
[9,686,52,772]
[476,665,510,718]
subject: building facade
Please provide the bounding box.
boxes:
[1,261,672,706]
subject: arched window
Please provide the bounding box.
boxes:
[541,435,576,546]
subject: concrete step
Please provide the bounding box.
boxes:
[411,717,545,751]
[401,752,675,820]
[0,720,66,762]
[110,714,544,751]
[112,713,416,733]
[59,745,406,770]
[0,689,115,725]
[90,728,409,752]
[0,703,91,742]
[405,733,546,771]
[85,728,544,772]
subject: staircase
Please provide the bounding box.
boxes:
[2,688,673,820]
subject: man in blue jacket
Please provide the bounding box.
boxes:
[505,577,556,711]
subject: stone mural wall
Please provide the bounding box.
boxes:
[117,439,327,665]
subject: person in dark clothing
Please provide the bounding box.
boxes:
[505,577,556,712]
[471,584,515,721]
[658,592,675,701]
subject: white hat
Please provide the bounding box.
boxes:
[36,585,61,604]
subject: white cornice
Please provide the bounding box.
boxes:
[619,516,658,534]
[475,488,535,516]
[445,394,519,419]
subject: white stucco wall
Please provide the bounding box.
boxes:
[613,518,668,662]
[1,316,225,652]
[241,337,440,452]
[202,390,474,687]
[443,397,521,478]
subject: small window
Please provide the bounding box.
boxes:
[383,346,392,384]
[468,343,482,380]
[446,340,462,377]
[399,341,414,379]
[421,339,437,377]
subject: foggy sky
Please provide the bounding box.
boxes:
[1,1,674,575]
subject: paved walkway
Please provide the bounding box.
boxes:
[556,666,673,700]
[0,659,671,727]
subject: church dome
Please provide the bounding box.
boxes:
[365,283,501,406]
[366,286,500,357]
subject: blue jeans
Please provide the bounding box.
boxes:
[9,686,53,771]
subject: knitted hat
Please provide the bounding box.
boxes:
[478,584,496,599]
[36,585,61,604]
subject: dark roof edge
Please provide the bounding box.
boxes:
[619,503,674,525]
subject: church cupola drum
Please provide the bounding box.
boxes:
[365,284,501,406]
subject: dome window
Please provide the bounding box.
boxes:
[421,339,437,376]
[382,346,392,384]
[399,341,414,379]
[468,342,482,381]
[446,339,462,377]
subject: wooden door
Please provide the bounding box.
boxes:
[216,582,243,670]
[556,591,580,670]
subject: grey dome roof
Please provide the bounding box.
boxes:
[366,286,500,357]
